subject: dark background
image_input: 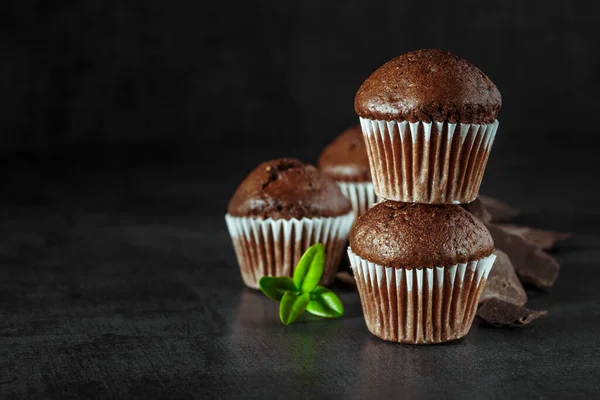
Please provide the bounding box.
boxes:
[1,0,600,398]
[2,0,599,152]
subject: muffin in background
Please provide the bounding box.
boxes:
[225,158,354,289]
[355,49,501,204]
[318,126,379,218]
[348,201,496,344]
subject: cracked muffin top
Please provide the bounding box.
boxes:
[227,158,352,220]
[350,201,494,268]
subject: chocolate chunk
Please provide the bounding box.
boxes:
[494,224,572,250]
[477,298,547,327]
[463,197,492,223]
[480,250,527,306]
[479,195,519,222]
[335,271,356,286]
[486,223,560,289]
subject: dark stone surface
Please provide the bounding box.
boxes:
[1,136,599,398]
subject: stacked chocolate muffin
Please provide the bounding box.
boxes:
[348,49,502,344]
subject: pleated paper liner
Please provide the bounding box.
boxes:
[360,118,499,204]
[348,248,496,344]
[225,212,355,289]
[336,181,379,218]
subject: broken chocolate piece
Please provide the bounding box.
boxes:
[480,250,527,306]
[463,197,492,223]
[335,271,356,286]
[486,223,560,289]
[494,224,572,250]
[477,298,547,327]
[479,195,519,222]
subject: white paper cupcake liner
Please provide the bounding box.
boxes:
[225,212,355,289]
[348,248,496,344]
[336,182,380,218]
[360,118,499,204]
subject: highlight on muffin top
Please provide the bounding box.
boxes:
[317,125,371,183]
[228,158,352,220]
[354,49,501,123]
[349,201,494,269]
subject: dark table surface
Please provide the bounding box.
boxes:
[1,137,599,399]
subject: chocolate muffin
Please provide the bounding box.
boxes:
[225,158,354,289]
[355,49,502,204]
[318,126,379,217]
[348,201,496,344]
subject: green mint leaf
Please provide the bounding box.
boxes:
[259,277,296,302]
[293,243,325,293]
[306,286,344,318]
[279,291,311,325]
[300,243,325,293]
[292,243,323,290]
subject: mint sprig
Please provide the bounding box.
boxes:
[259,243,344,325]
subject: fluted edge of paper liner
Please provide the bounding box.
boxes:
[224,212,355,289]
[360,118,498,204]
[348,247,496,344]
[336,181,380,219]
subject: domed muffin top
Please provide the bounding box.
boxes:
[228,158,352,220]
[349,201,494,269]
[354,49,501,123]
[318,126,371,182]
